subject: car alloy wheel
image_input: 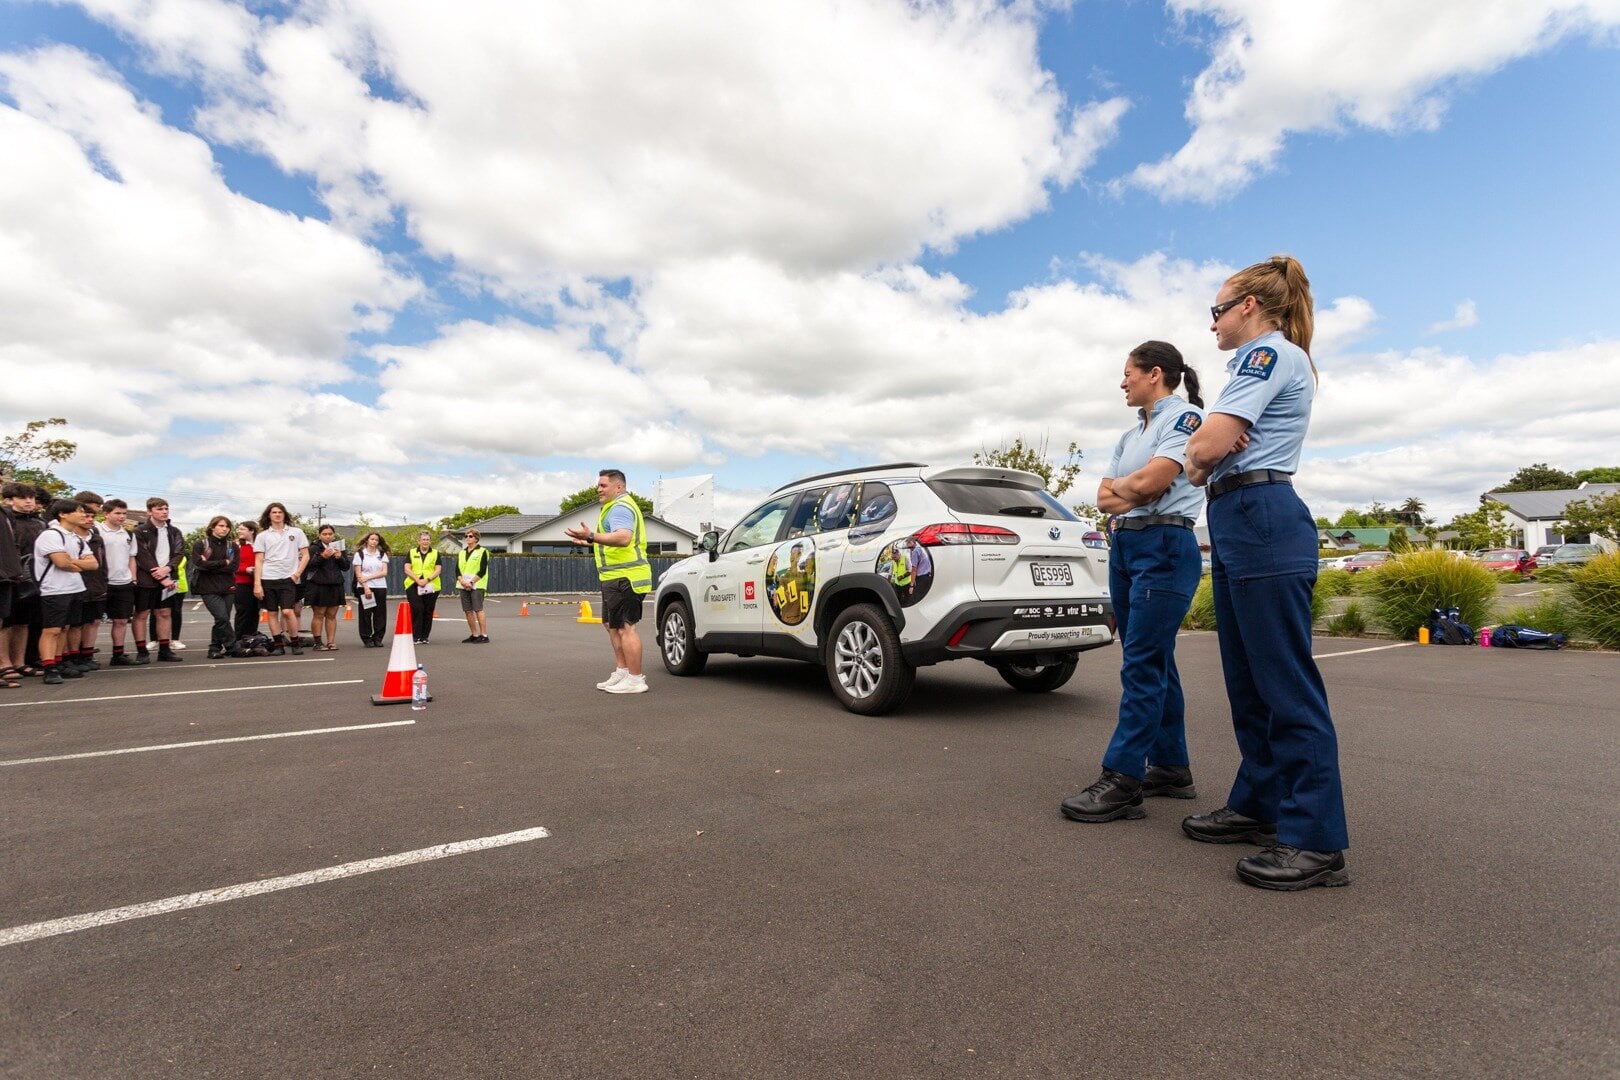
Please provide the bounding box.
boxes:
[834,620,882,699]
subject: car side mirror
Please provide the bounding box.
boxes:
[700,530,720,561]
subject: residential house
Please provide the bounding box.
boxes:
[443,511,698,556]
[1486,483,1620,552]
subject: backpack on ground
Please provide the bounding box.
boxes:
[1430,606,1475,646]
[1490,624,1567,650]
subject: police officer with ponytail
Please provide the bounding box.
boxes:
[1183,254,1350,891]
[1062,341,1207,824]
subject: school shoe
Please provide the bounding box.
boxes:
[604,675,649,694]
[157,647,184,662]
[1181,807,1278,845]
[42,669,64,685]
[57,664,85,678]
[289,640,303,655]
[476,635,490,644]
[135,650,153,664]
[207,647,224,659]
[596,670,629,691]
[462,635,478,644]
[109,654,138,667]
[1236,845,1350,891]
[1060,770,1145,822]
[1141,764,1197,800]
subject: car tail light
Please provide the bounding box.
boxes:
[912,523,1019,546]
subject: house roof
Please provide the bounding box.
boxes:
[1487,483,1620,520]
[455,511,698,541]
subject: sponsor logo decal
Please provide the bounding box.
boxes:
[743,581,755,601]
[703,583,737,605]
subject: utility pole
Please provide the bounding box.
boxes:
[312,501,328,528]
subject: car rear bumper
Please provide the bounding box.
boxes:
[902,598,1115,667]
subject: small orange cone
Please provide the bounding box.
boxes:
[577,600,602,624]
[259,609,268,624]
[520,601,530,616]
[344,603,354,620]
[372,601,427,706]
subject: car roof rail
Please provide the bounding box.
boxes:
[770,462,927,495]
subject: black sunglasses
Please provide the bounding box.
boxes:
[1210,296,1246,321]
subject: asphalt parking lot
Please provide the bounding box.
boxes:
[2,602,1616,1079]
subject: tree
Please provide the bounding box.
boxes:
[973,437,1083,498]
[1490,463,1578,493]
[0,417,76,494]
[1560,492,1620,544]
[438,504,521,531]
[558,488,653,517]
[1574,467,1620,485]
[1333,508,1368,529]
[1397,497,1429,528]
[1444,501,1510,550]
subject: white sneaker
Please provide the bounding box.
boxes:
[604,676,649,694]
[170,640,187,651]
[596,670,629,691]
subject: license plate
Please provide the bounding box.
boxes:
[1030,563,1073,587]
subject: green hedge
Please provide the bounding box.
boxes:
[1360,549,1497,640]
[1569,552,1620,647]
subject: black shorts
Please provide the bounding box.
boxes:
[306,583,344,608]
[77,598,107,624]
[3,591,40,628]
[261,578,297,612]
[105,583,135,620]
[601,578,645,628]
[0,580,10,623]
[42,593,85,629]
[133,585,166,612]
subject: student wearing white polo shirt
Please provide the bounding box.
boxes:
[98,498,140,665]
[34,499,98,685]
[253,502,310,655]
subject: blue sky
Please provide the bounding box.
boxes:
[3,1,1618,530]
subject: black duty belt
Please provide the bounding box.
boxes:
[1115,514,1195,531]
[1207,469,1293,501]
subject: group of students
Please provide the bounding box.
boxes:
[0,490,497,690]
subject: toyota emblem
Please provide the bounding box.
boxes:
[1048,526,1061,541]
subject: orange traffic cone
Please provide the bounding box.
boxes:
[371,601,427,706]
[344,603,354,620]
[577,600,602,624]
[259,609,268,624]
[519,601,530,616]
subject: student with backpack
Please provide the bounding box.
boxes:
[34,499,98,685]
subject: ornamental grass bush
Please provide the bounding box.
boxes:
[1325,601,1368,637]
[1569,552,1620,647]
[1182,574,1217,630]
[1360,549,1497,640]
[1316,568,1354,596]
[1494,591,1582,640]
[1531,564,1575,583]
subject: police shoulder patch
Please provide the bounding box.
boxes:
[1172,411,1202,435]
[1236,346,1278,380]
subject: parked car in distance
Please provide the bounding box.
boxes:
[1477,548,1536,575]
[1532,545,1561,563]
[1540,543,1603,566]
[1343,550,1392,573]
[1319,554,1354,570]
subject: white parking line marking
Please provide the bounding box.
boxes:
[1313,642,1416,659]
[0,826,551,947]
[128,658,336,672]
[0,679,365,709]
[0,720,415,767]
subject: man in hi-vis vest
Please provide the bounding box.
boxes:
[565,468,651,694]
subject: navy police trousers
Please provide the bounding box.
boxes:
[1208,482,1349,852]
[1102,524,1201,778]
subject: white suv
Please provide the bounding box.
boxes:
[653,463,1115,714]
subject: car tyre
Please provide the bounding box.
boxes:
[993,656,1079,693]
[826,603,914,715]
[659,599,708,676]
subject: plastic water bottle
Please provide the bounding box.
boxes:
[411,664,428,711]
[1480,626,1492,648]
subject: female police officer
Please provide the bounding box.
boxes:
[1061,341,1205,823]
[1183,255,1350,891]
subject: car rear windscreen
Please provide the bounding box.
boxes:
[925,479,1078,520]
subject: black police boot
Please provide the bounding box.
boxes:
[1142,764,1197,799]
[1181,806,1278,845]
[1236,845,1350,891]
[1060,770,1146,823]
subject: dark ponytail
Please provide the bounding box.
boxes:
[1128,340,1203,408]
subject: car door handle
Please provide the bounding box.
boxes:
[746,556,766,564]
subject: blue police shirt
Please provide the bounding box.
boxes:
[1106,393,1206,520]
[1208,330,1314,483]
